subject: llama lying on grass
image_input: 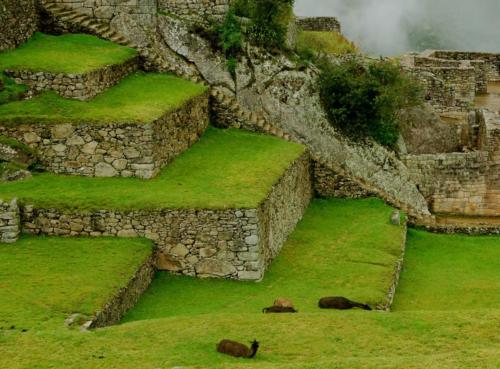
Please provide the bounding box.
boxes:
[262,306,298,313]
[319,296,372,310]
[216,339,260,358]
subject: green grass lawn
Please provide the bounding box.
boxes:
[0,128,305,210]
[123,198,405,321]
[0,33,137,74]
[392,229,500,311]
[1,204,498,368]
[0,72,207,125]
[0,236,152,330]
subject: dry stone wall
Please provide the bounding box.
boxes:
[0,93,209,178]
[403,108,500,217]
[4,57,139,101]
[158,0,230,24]
[0,198,20,244]
[20,152,312,281]
[44,0,157,26]
[403,152,489,215]
[313,161,375,199]
[432,50,500,82]
[91,255,156,327]
[0,0,38,51]
[296,17,341,33]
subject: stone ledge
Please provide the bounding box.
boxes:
[90,254,156,328]
[376,222,407,311]
[5,57,139,101]
[20,151,312,281]
[0,92,209,178]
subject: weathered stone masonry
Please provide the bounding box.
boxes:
[296,17,341,33]
[0,0,38,51]
[159,0,231,24]
[403,110,500,217]
[0,198,20,244]
[0,92,209,178]
[20,151,312,280]
[5,57,139,101]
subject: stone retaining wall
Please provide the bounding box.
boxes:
[0,198,20,244]
[44,0,157,26]
[296,17,341,33]
[91,254,156,328]
[377,223,407,311]
[5,57,139,101]
[0,0,38,51]
[158,0,230,24]
[20,151,312,281]
[403,152,490,216]
[0,93,209,178]
[313,161,374,199]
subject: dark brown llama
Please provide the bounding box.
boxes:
[216,339,260,358]
[318,296,372,310]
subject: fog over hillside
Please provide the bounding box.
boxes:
[295,0,500,55]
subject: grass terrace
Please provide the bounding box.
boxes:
[0,128,305,210]
[1,201,499,369]
[0,73,207,125]
[393,229,500,311]
[123,198,405,321]
[297,31,358,56]
[0,33,137,74]
[0,236,153,330]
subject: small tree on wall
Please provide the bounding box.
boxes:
[319,58,423,147]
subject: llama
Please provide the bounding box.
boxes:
[262,306,298,313]
[274,297,294,309]
[216,339,260,358]
[318,296,372,310]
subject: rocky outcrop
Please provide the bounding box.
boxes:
[154,16,430,217]
[0,0,38,51]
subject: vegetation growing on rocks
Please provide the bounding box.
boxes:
[319,58,423,147]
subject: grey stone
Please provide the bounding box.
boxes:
[95,162,118,177]
[195,259,236,277]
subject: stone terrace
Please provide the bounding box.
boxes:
[0,33,139,101]
[1,128,312,281]
[0,74,209,179]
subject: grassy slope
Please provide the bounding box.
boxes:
[0,128,305,210]
[297,31,358,55]
[0,236,153,329]
[123,198,405,321]
[393,229,500,311]
[1,200,499,368]
[0,33,137,74]
[0,73,207,125]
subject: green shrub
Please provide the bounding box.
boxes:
[234,0,294,51]
[319,58,423,147]
[215,8,242,76]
